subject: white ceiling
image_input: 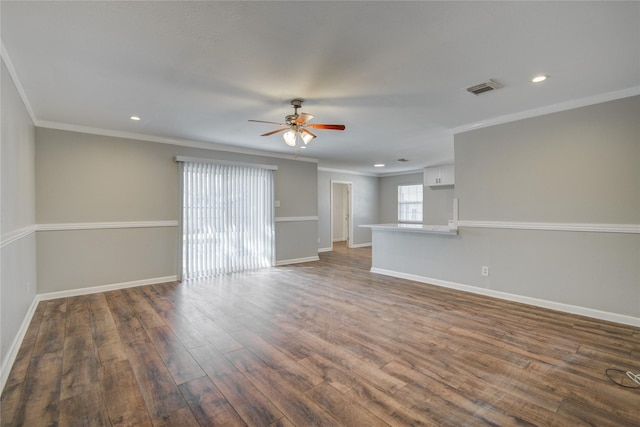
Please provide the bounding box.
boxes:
[2,1,639,175]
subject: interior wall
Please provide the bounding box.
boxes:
[35,128,318,293]
[317,169,378,250]
[1,59,37,381]
[378,172,422,223]
[372,95,640,320]
[379,171,455,225]
[455,95,640,224]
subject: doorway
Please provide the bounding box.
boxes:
[331,181,352,250]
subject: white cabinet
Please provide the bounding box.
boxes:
[424,165,454,187]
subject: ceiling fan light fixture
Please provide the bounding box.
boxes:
[283,129,297,147]
[301,131,315,145]
[250,98,344,149]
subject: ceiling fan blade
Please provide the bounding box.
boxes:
[306,124,346,131]
[295,112,314,125]
[249,119,287,126]
[261,128,288,137]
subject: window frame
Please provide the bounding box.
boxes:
[397,184,423,224]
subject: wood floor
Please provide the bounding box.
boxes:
[2,243,639,426]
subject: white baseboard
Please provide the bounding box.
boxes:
[350,242,372,248]
[0,296,39,394]
[38,275,178,301]
[318,247,333,253]
[370,267,640,327]
[275,256,320,266]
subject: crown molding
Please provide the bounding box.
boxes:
[378,169,425,178]
[317,167,378,177]
[453,86,640,134]
[1,42,37,124]
[36,120,319,164]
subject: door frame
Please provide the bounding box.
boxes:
[330,180,353,250]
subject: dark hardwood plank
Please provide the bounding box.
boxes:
[32,299,67,357]
[10,353,63,427]
[299,353,433,426]
[2,242,639,426]
[151,406,201,427]
[178,376,247,426]
[190,344,284,425]
[145,325,205,385]
[104,290,149,345]
[226,348,341,426]
[0,301,46,426]
[59,386,109,427]
[99,359,152,427]
[305,382,388,426]
[121,287,166,330]
[123,339,186,419]
[86,293,127,364]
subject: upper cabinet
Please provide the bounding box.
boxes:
[424,165,455,187]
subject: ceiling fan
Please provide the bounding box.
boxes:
[249,99,345,148]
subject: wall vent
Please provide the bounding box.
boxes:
[466,79,503,95]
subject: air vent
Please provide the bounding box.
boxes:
[466,79,503,95]
[397,158,409,162]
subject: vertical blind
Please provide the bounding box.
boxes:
[181,160,275,279]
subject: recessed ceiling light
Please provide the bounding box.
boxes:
[374,163,385,168]
[532,75,548,83]
[130,115,141,121]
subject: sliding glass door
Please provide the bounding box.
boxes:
[179,160,275,279]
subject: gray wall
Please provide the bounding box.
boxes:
[378,172,422,223]
[379,171,455,225]
[456,96,640,224]
[317,169,379,249]
[373,95,640,320]
[35,128,318,293]
[1,59,37,378]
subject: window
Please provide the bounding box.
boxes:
[398,184,423,223]
[180,160,275,279]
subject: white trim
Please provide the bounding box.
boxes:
[1,43,37,124]
[349,242,372,248]
[318,247,333,253]
[378,169,424,178]
[457,220,640,234]
[363,223,457,235]
[37,220,179,232]
[175,156,278,170]
[0,297,39,394]
[318,167,377,177]
[37,275,178,301]
[275,256,320,266]
[370,268,640,327]
[1,225,37,248]
[275,216,318,222]
[453,86,640,134]
[37,120,318,163]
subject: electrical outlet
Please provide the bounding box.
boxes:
[481,266,489,277]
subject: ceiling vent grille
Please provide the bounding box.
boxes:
[466,79,503,95]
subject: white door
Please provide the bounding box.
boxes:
[331,181,352,249]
